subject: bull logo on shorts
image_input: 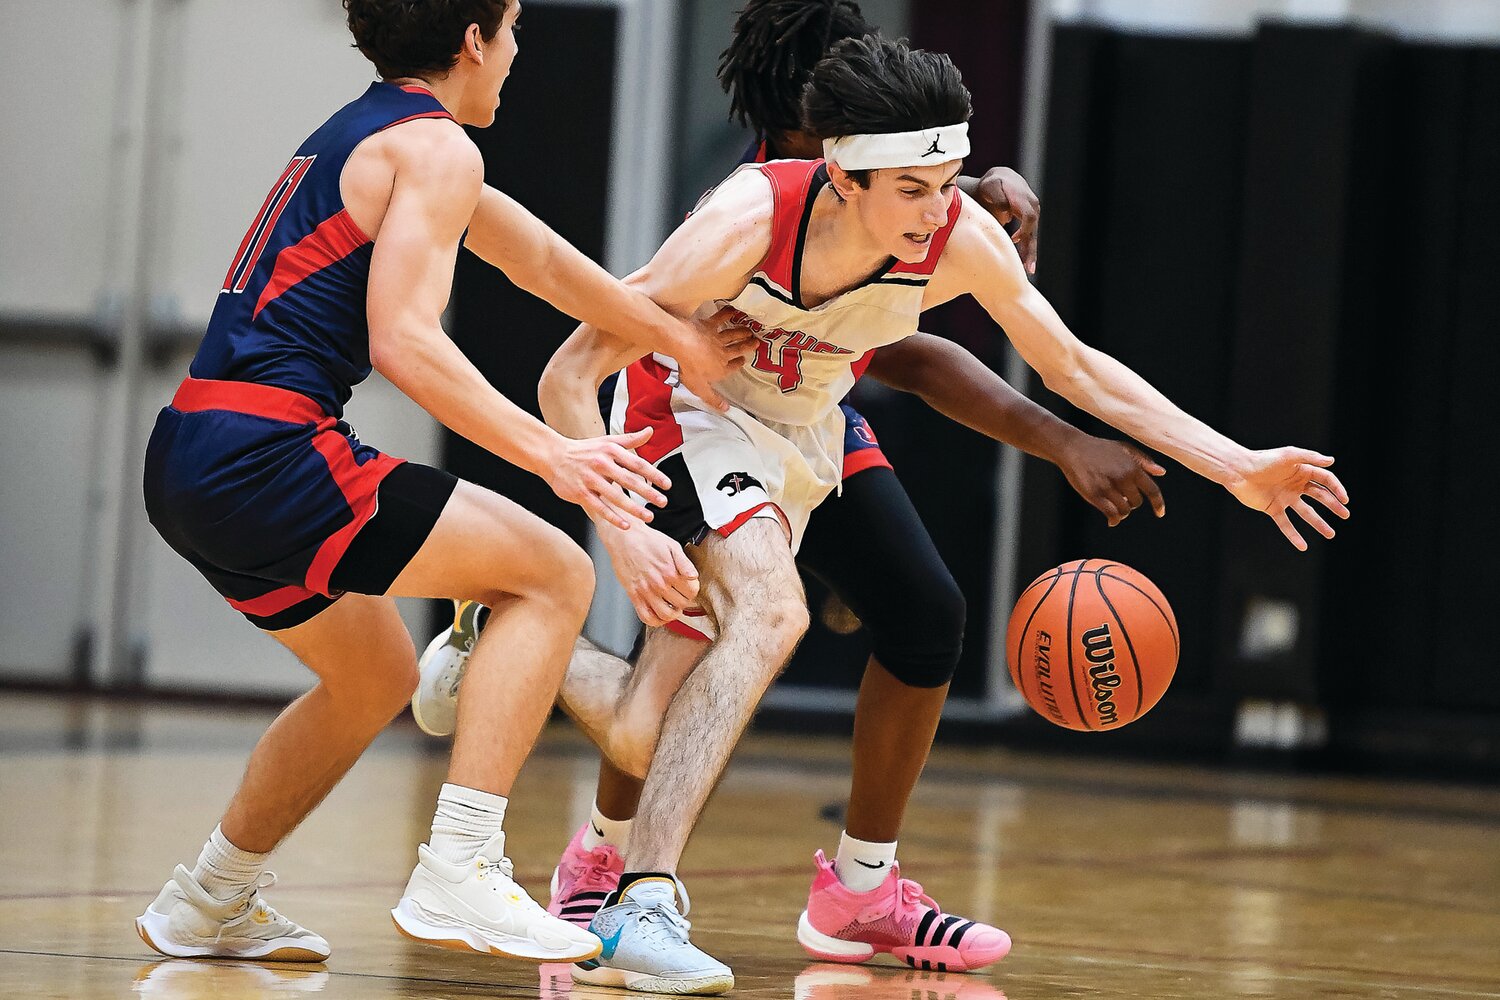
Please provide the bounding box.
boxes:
[717,472,764,496]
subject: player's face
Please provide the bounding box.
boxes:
[857,160,963,264]
[467,1,522,126]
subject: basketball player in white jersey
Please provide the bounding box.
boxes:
[527,35,1349,994]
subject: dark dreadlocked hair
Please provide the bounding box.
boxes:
[717,0,874,140]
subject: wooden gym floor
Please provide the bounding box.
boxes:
[0,690,1496,999]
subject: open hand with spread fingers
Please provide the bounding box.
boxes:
[1225,447,1351,551]
[544,427,673,530]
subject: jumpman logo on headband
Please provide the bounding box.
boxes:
[922,134,945,156]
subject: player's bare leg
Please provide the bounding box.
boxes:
[573,519,806,993]
[385,480,602,961]
[844,661,948,843]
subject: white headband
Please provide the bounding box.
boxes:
[821,122,970,171]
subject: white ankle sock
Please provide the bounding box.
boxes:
[834,831,897,893]
[428,783,508,865]
[581,800,633,852]
[191,825,270,901]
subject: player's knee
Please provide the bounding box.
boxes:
[522,531,594,622]
[870,573,965,688]
[328,650,419,720]
[723,593,809,662]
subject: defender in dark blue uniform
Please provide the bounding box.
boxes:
[135,0,745,971]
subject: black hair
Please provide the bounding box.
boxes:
[717,0,873,140]
[344,0,509,81]
[802,35,972,185]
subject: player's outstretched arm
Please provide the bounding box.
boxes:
[929,191,1349,550]
[464,185,746,399]
[866,334,1165,525]
[365,121,668,529]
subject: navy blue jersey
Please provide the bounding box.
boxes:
[190,82,453,418]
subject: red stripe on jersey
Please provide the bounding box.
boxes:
[379,110,456,131]
[224,157,302,290]
[850,349,876,382]
[754,159,824,290]
[235,157,316,293]
[399,84,436,96]
[253,209,372,320]
[226,584,321,618]
[622,358,683,464]
[888,188,963,277]
[304,432,404,596]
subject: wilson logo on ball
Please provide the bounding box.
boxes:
[1081,624,1122,727]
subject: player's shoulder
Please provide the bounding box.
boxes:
[694,164,775,223]
[382,117,482,181]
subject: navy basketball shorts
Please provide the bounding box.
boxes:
[144,378,457,631]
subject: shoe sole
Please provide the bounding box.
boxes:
[797,909,1009,973]
[134,913,329,962]
[390,900,601,964]
[571,964,735,996]
[411,632,458,738]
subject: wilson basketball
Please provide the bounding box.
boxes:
[1006,559,1178,731]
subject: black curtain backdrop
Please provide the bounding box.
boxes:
[1029,21,1500,773]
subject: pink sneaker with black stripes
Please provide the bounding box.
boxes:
[546,823,623,929]
[796,850,1011,973]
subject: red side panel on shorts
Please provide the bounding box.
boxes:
[623,357,683,464]
[304,434,405,596]
[226,584,321,618]
[887,188,963,277]
[842,447,893,478]
[755,159,825,290]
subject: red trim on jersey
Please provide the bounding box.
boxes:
[887,188,963,277]
[399,84,436,96]
[304,434,404,596]
[380,110,456,130]
[850,349,876,382]
[235,157,315,293]
[224,157,302,290]
[842,447,892,479]
[622,358,683,464]
[171,377,329,426]
[754,159,824,291]
[253,209,372,320]
[753,140,768,164]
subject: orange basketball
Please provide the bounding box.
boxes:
[1006,559,1178,731]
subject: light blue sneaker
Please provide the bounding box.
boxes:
[573,876,734,996]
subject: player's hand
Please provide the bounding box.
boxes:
[1225,447,1351,551]
[1056,436,1167,526]
[672,306,756,413]
[545,428,672,530]
[974,166,1040,275]
[597,520,700,627]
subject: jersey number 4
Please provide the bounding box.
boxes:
[752,333,816,393]
[221,155,317,294]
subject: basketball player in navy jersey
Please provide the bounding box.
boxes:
[134,0,745,967]
[521,36,1348,993]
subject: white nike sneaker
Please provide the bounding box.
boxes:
[391,831,602,963]
[411,600,485,737]
[134,866,330,962]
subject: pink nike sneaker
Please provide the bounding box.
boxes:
[797,851,1011,973]
[546,823,624,929]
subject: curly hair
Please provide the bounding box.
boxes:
[717,0,873,140]
[344,0,510,80]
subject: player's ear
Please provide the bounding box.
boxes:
[463,22,484,64]
[826,161,862,202]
